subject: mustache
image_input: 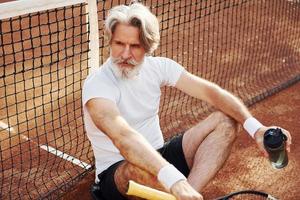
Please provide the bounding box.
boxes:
[112,57,139,66]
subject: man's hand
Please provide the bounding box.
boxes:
[254,126,292,157]
[170,180,203,200]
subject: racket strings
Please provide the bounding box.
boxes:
[215,190,277,200]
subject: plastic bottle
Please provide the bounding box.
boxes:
[263,128,288,169]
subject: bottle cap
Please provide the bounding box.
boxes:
[263,128,287,148]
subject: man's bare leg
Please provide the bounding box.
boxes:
[114,111,237,198]
[182,111,237,192]
[114,161,164,199]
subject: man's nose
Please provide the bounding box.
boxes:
[121,45,131,60]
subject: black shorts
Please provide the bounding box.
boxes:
[95,134,189,200]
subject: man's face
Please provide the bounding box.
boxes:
[110,23,146,79]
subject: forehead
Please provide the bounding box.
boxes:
[112,23,140,44]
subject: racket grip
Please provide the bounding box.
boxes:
[127,180,176,200]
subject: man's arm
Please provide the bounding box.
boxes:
[86,98,203,199]
[86,98,168,175]
[175,71,291,154]
[175,71,251,124]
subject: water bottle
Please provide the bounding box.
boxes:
[263,128,288,169]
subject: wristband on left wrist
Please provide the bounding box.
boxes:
[243,117,263,138]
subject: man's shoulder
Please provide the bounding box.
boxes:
[144,56,173,71]
[145,56,180,67]
[84,60,117,88]
[145,56,171,63]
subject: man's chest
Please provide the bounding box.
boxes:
[117,77,161,124]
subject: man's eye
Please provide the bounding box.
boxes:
[132,44,140,48]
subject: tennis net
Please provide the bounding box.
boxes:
[0,0,95,199]
[0,0,300,199]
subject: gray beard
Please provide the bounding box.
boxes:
[110,57,144,79]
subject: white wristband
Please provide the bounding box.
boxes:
[243,117,263,138]
[157,164,187,190]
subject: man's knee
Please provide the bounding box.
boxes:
[114,161,162,195]
[212,111,237,141]
[114,162,137,195]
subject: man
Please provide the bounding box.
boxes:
[83,2,292,200]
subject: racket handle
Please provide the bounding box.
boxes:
[127,180,176,200]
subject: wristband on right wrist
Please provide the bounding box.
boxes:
[243,117,263,138]
[157,164,187,191]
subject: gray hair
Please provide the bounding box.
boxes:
[104,2,160,54]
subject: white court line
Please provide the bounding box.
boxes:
[0,121,15,132]
[40,145,92,169]
[0,120,91,169]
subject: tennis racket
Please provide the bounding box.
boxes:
[127,180,278,200]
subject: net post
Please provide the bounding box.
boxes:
[87,0,100,73]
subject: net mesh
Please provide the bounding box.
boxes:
[0,0,300,199]
[0,2,92,199]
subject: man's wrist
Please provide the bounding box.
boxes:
[157,164,187,190]
[243,117,263,138]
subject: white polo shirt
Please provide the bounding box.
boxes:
[82,56,185,182]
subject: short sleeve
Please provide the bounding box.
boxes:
[82,71,120,106]
[159,57,185,86]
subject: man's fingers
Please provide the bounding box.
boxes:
[263,149,269,157]
[256,140,268,157]
[259,145,269,157]
[282,129,292,152]
[255,126,292,157]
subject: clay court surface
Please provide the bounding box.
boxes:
[0,0,300,199]
[63,81,300,200]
